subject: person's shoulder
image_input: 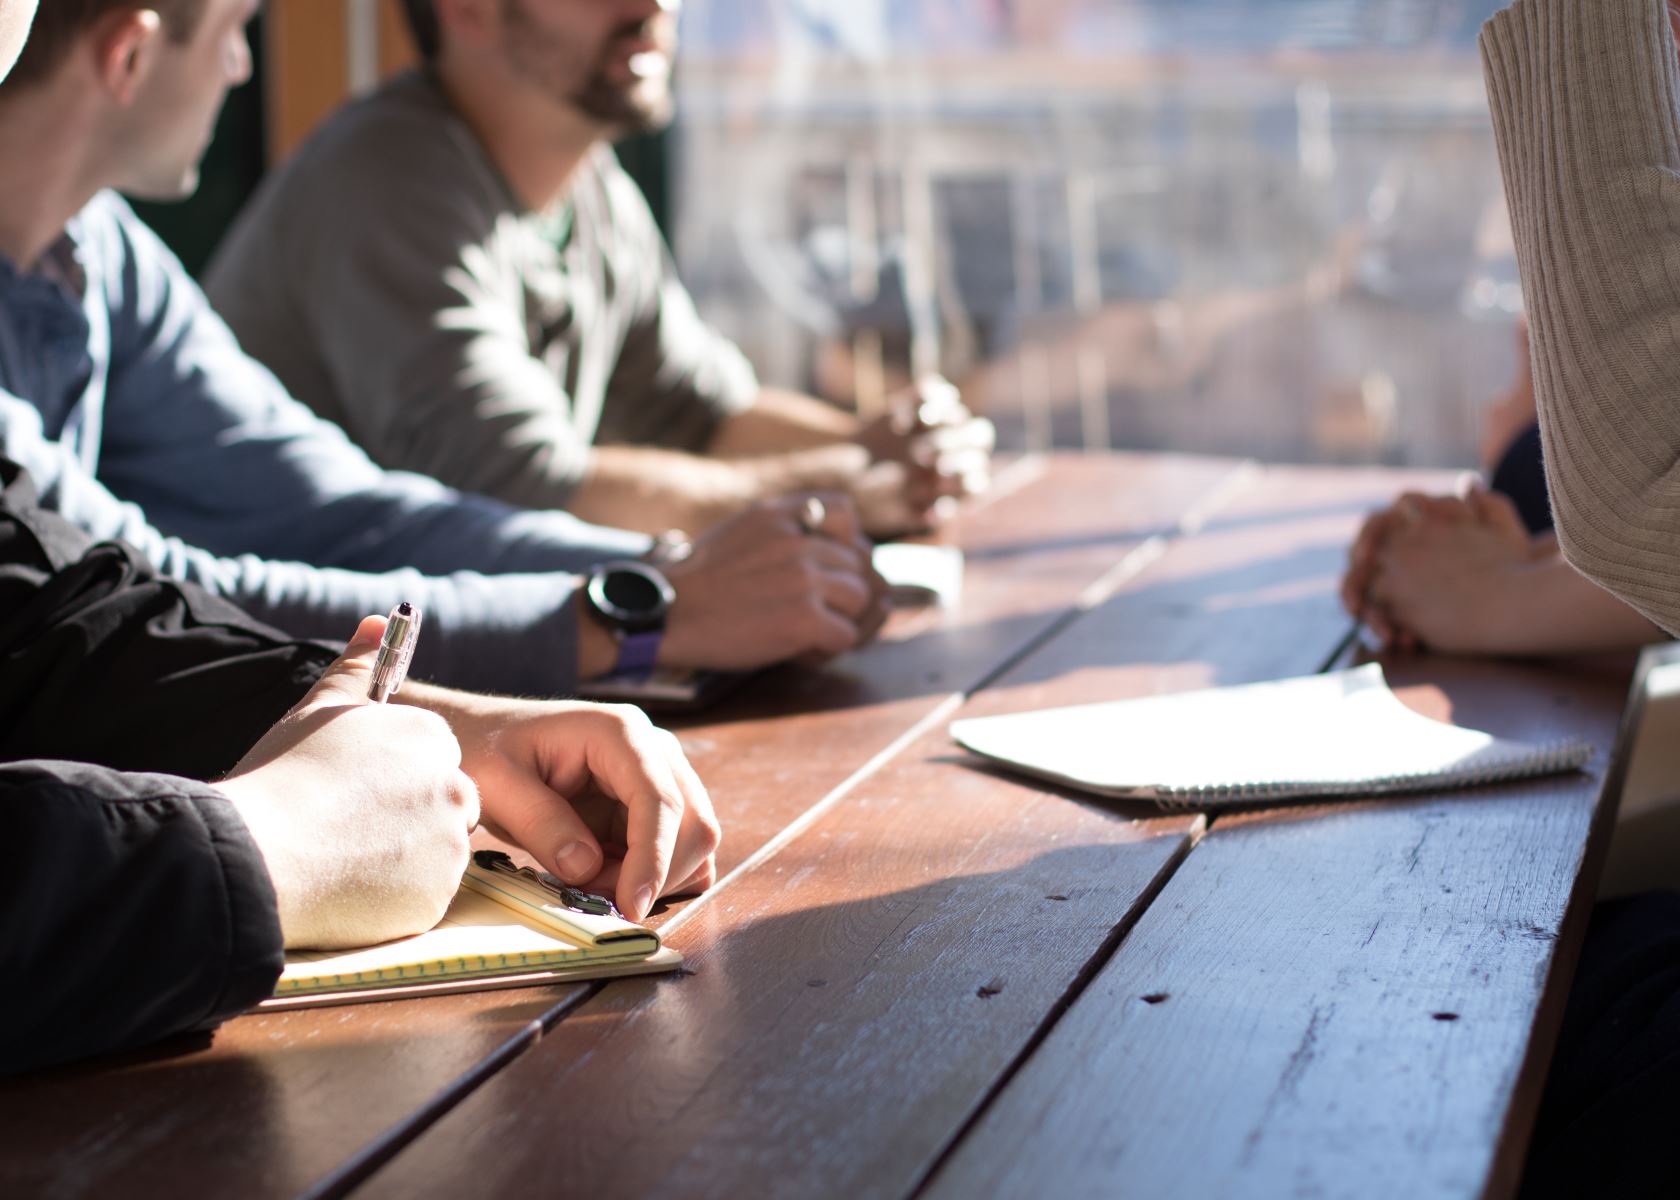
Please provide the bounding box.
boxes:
[73,190,183,275]
[233,69,513,271]
[72,193,217,343]
[275,69,489,200]
[75,189,147,239]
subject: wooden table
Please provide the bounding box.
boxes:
[0,453,1632,1200]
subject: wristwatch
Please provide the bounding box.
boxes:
[584,559,675,678]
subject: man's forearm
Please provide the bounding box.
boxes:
[566,445,755,533]
[706,388,863,457]
[568,442,867,535]
[3,392,606,699]
[1508,554,1666,655]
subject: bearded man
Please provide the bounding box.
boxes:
[206,0,994,541]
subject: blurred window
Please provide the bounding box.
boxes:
[670,0,1518,466]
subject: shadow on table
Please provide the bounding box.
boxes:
[0,990,568,1199]
[964,495,1381,564]
[957,543,1355,696]
[668,606,1080,729]
[678,537,1354,730]
[0,840,1186,1200]
[927,752,1171,823]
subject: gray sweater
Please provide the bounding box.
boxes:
[1482,0,1680,633]
[206,69,758,511]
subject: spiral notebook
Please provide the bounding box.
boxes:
[949,664,1594,810]
[261,851,681,1009]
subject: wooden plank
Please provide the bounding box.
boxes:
[941,462,1453,713]
[378,0,419,78]
[265,0,351,166]
[265,1,415,166]
[349,464,1418,1199]
[0,991,563,1199]
[656,452,1250,901]
[356,778,1202,1200]
[922,656,1629,1200]
[0,454,1239,1200]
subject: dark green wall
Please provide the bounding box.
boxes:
[615,127,671,240]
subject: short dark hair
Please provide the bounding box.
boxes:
[400,0,442,61]
[4,0,210,89]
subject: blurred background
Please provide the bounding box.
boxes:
[154,0,1519,470]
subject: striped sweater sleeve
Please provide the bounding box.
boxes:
[1481,0,1680,633]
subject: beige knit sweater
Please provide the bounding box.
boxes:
[1482,0,1680,634]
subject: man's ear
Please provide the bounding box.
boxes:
[89,7,163,105]
[434,0,500,53]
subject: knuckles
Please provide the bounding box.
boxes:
[794,558,824,595]
[695,811,724,858]
[595,701,651,736]
[448,771,482,827]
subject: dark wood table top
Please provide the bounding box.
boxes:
[0,454,1633,1200]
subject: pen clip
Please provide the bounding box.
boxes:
[471,850,622,918]
[369,602,422,703]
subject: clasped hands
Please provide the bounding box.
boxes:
[1340,483,1546,654]
[218,614,720,950]
[853,376,995,537]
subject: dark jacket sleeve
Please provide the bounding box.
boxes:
[0,762,284,1076]
[0,457,336,779]
[0,457,336,1072]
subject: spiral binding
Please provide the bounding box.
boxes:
[1148,737,1596,813]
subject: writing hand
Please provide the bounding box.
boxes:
[217,615,480,949]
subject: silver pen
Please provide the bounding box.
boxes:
[368,602,422,703]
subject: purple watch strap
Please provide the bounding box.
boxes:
[613,630,663,679]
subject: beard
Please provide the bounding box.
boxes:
[502,0,675,136]
[570,66,674,134]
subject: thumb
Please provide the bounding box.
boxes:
[299,614,389,710]
[474,760,607,887]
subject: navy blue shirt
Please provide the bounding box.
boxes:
[0,193,650,693]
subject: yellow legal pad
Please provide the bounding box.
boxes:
[262,854,681,1009]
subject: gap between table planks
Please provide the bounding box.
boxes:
[0,452,1251,1200]
[919,668,1631,1194]
[349,463,1444,1200]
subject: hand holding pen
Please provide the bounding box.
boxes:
[213,609,480,949]
[224,604,719,930]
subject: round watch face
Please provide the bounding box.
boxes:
[588,561,674,633]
